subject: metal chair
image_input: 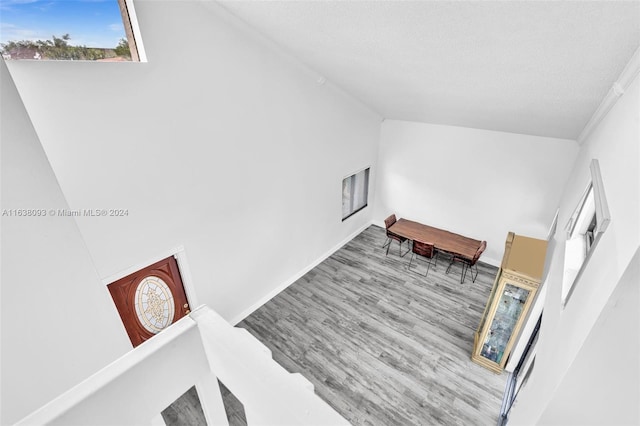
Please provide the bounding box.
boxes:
[446,241,487,283]
[408,241,436,276]
[382,214,410,257]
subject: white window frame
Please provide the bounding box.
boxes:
[561,159,611,307]
[118,0,147,62]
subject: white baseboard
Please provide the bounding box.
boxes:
[371,219,386,229]
[229,221,373,325]
[229,220,500,325]
[480,256,501,268]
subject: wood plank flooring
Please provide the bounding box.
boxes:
[161,382,246,426]
[162,225,506,425]
[238,225,506,425]
[161,386,206,426]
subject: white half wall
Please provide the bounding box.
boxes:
[373,120,578,265]
[536,248,639,426]
[6,1,381,324]
[508,69,639,424]
[0,59,131,424]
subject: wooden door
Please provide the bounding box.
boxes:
[108,256,190,347]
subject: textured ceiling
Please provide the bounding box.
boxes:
[216,0,640,140]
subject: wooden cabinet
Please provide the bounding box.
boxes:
[472,232,547,373]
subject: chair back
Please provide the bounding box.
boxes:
[384,214,397,230]
[412,241,434,258]
[471,241,487,265]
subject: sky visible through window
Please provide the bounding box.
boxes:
[0,0,126,48]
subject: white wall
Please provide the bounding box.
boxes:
[17,318,213,426]
[508,72,639,424]
[0,59,131,424]
[6,0,381,324]
[18,306,348,426]
[373,120,578,265]
[536,248,639,426]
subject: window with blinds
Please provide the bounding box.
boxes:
[342,167,370,221]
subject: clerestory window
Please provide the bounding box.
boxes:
[561,159,610,307]
[0,0,144,62]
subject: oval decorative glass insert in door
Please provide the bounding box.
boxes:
[107,256,191,347]
[134,276,175,334]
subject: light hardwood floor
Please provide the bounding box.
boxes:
[164,225,506,425]
[161,382,246,426]
[239,225,506,425]
[162,386,206,426]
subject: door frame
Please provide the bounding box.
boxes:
[102,245,199,310]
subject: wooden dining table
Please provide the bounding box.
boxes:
[388,218,482,260]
